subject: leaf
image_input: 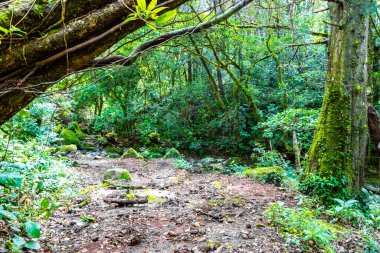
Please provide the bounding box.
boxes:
[13,237,26,247]
[345,199,359,207]
[0,172,23,188]
[146,22,157,30]
[40,198,50,210]
[137,0,146,12]
[125,15,137,23]
[25,240,40,250]
[151,7,168,14]
[24,221,40,238]
[147,0,157,11]
[0,209,17,221]
[0,26,8,35]
[333,198,344,206]
[155,10,177,24]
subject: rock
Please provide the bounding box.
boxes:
[190,227,198,235]
[245,166,285,186]
[121,148,144,159]
[68,121,85,138]
[166,231,178,237]
[147,132,160,144]
[59,129,80,145]
[55,144,78,155]
[241,233,249,239]
[103,168,131,181]
[163,148,182,159]
[199,245,211,253]
[105,132,117,143]
[127,235,141,246]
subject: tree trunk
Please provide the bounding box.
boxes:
[307,0,370,194]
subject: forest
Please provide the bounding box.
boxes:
[0,0,379,252]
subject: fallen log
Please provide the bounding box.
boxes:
[103,197,148,206]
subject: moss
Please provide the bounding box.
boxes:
[163,148,182,159]
[105,132,117,143]
[56,144,77,155]
[68,121,85,138]
[245,166,285,186]
[105,145,123,155]
[103,168,131,181]
[306,81,352,192]
[53,123,63,133]
[59,129,80,145]
[121,148,144,159]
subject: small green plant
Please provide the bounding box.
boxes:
[175,158,191,170]
[264,201,339,253]
[81,215,97,223]
[125,0,177,29]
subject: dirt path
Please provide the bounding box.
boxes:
[41,155,298,253]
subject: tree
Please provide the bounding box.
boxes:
[0,0,188,125]
[306,0,373,194]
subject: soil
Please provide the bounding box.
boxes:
[41,154,300,253]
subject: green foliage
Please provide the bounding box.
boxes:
[0,138,74,251]
[299,172,348,203]
[125,0,177,30]
[264,201,339,253]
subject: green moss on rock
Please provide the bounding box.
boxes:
[53,124,63,133]
[163,148,182,159]
[59,129,80,145]
[245,166,285,186]
[68,121,85,138]
[57,144,78,155]
[121,148,144,159]
[103,168,131,181]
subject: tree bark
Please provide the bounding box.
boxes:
[0,0,188,125]
[307,0,371,193]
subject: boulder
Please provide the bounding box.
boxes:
[57,145,78,155]
[103,168,131,181]
[121,148,144,159]
[245,166,285,186]
[163,148,182,159]
[59,129,80,145]
[68,121,85,138]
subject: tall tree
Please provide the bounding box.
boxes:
[307,0,372,194]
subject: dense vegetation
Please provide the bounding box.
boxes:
[0,0,379,252]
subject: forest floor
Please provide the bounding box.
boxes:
[40,155,300,253]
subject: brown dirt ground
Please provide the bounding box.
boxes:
[41,155,300,253]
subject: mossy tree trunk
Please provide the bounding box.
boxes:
[307,0,371,194]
